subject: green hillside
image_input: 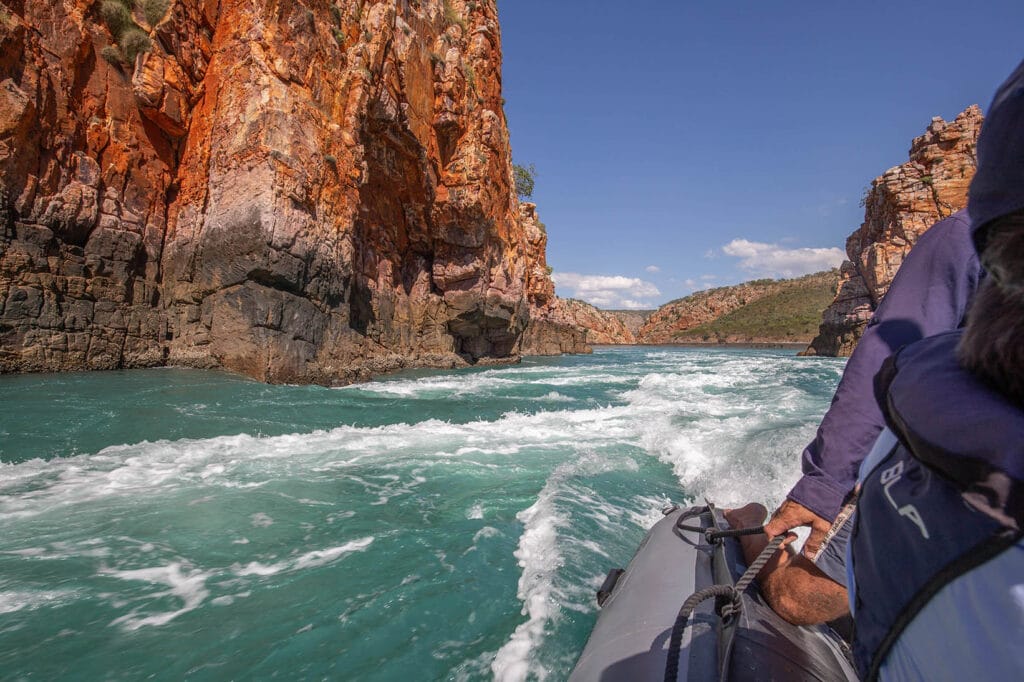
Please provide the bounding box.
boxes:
[671,271,838,342]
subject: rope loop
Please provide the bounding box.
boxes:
[663,518,785,682]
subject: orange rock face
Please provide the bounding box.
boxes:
[518,202,592,353]
[555,299,636,344]
[803,106,982,356]
[0,0,563,383]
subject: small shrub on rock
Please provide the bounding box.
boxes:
[100,0,132,37]
[443,0,466,31]
[139,0,170,27]
[100,45,125,66]
[120,27,152,63]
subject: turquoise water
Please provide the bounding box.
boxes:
[0,347,845,680]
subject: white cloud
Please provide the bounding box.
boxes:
[552,272,661,310]
[644,265,661,273]
[721,239,845,278]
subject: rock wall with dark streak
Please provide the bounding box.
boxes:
[802,106,982,356]
[0,0,565,384]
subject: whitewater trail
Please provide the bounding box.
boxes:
[0,347,844,680]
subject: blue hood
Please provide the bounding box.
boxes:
[969,58,1024,251]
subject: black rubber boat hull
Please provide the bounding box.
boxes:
[569,506,858,681]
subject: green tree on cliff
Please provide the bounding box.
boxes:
[514,163,536,199]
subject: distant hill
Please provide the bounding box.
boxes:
[604,310,653,336]
[557,299,638,344]
[637,271,840,345]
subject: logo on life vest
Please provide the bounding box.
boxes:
[879,461,930,539]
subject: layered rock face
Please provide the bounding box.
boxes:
[518,202,590,353]
[555,299,635,344]
[803,106,982,356]
[605,309,650,339]
[0,0,559,383]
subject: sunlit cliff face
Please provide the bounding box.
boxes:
[805,106,982,357]
[0,0,586,384]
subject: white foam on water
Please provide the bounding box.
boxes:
[234,537,374,577]
[339,371,522,398]
[103,562,213,630]
[616,362,824,509]
[340,363,626,400]
[3,547,47,557]
[491,453,639,682]
[0,351,831,525]
[294,538,374,571]
[249,513,274,527]
[467,503,484,519]
[628,495,674,530]
[473,527,500,541]
[0,402,643,523]
[0,589,77,614]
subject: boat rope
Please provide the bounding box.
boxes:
[663,527,785,682]
[725,535,786,616]
[663,584,739,682]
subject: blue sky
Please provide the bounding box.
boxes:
[495,1,1024,309]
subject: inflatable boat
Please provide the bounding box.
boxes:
[570,503,858,681]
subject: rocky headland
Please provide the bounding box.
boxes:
[517,202,590,354]
[636,271,839,345]
[0,0,588,384]
[802,106,982,356]
[552,299,636,345]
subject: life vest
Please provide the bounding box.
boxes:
[848,330,1024,680]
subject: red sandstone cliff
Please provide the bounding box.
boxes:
[517,202,591,353]
[803,106,982,356]
[0,0,578,384]
[555,299,635,344]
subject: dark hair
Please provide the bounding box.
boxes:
[958,210,1024,406]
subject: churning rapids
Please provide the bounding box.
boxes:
[0,346,845,680]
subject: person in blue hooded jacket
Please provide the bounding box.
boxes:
[842,59,1024,680]
[730,57,1024,678]
[750,205,985,625]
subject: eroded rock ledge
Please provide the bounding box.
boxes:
[802,106,982,356]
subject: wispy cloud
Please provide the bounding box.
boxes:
[552,272,661,310]
[721,239,845,278]
[644,265,661,273]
